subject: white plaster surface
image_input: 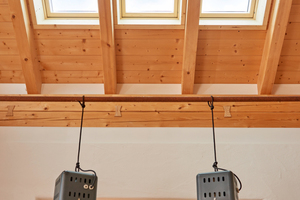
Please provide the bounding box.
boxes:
[0,84,27,94]
[1,84,299,95]
[0,128,300,200]
[0,84,300,200]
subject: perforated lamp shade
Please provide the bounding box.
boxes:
[197,171,239,200]
[53,171,97,200]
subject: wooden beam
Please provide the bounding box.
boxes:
[257,0,293,94]
[98,0,117,94]
[8,0,42,94]
[0,101,300,128]
[181,0,201,94]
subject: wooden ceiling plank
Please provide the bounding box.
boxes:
[98,0,117,94]
[8,0,42,94]
[181,0,201,94]
[257,0,293,94]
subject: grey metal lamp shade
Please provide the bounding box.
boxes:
[53,171,97,200]
[197,171,239,200]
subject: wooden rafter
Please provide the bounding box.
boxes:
[98,0,117,94]
[8,0,42,94]
[257,0,293,94]
[181,0,201,94]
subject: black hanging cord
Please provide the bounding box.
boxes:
[207,96,242,191]
[75,96,97,187]
[207,96,218,172]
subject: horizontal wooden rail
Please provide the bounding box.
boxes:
[0,95,299,102]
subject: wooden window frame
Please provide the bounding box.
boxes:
[120,0,180,19]
[200,0,257,18]
[43,0,99,18]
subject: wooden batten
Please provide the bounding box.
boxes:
[0,101,299,128]
[8,0,42,94]
[98,0,117,94]
[181,0,201,94]
[257,0,293,94]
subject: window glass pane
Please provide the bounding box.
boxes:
[202,0,252,13]
[49,0,98,13]
[125,0,175,13]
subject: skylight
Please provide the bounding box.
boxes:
[120,0,179,18]
[44,0,98,18]
[200,0,256,18]
[125,0,175,14]
[202,0,251,13]
[49,0,98,13]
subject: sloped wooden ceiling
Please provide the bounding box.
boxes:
[0,0,300,128]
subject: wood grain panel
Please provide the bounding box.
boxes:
[115,39,183,56]
[278,56,300,71]
[0,39,19,55]
[0,70,24,83]
[195,71,258,83]
[32,29,266,41]
[275,71,300,83]
[1,101,299,113]
[34,29,100,39]
[117,71,181,83]
[197,40,264,56]
[196,56,261,71]
[293,0,300,4]
[289,5,300,22]
[116,55,182,71]
[115,29,184,40]
[36,39,101,56]
[285,22,300,40]
[0,5,11,21]
[198,30,266,40]
[38,56,103,71]
[42,71,104,83]
[1,111,299,127]
[0,55,21,70]
[0,0,8,5]
[0,22,15,38]
[281,40,300,55]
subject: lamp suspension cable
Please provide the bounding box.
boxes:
[75,95,97,187]
[207,96,243,191]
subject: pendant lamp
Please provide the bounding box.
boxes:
[53,96,98,200]
[196,96,241,200]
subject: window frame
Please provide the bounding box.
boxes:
[120,0,180,19]
[43,0,99,18]
[200,0,257,18]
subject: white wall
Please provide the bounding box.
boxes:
[0,127,300,200]
[0,84,299,200]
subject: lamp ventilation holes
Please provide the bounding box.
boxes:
[68,191,90,199]
[203,191,227,199]
[203,176,226,184]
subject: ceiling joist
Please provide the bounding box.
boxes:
[98,0,117,94]
[8,0,42,94]
[181,0,201,94]
[257,0,293,94]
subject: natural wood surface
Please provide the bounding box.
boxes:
[257,0,293,94]
[0,100,299,127]
[181,0,200,94]
[8,0,42,94]
[0,1,300,87]
[98,0,117,94]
